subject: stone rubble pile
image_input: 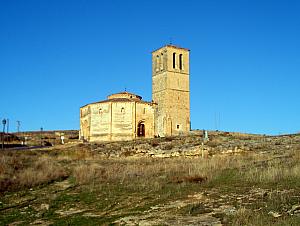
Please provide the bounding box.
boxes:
[88,132,300,158]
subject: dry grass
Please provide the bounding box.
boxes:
[2,146,299,193]
[1,136,300,225]
[244,162,300,184]
[72,163,105,185]
[17,158,67,188]
[232,207,252,225]
[242,149,300,184]
[0,153,68,192]
[67,155,250,190]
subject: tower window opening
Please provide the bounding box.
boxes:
[121,107,125,113]
[173,52,176,69]
[156,55,160,72]
[179,54,183,70]
[160,53,164,70]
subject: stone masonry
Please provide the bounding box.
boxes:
[152,45,190,137]
[80,45,190,142]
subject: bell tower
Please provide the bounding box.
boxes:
[152,45,190,137]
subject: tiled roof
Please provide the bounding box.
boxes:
[80,98,154,108]
[107,91,142,100]
[152,44,190,53]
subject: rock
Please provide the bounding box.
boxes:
[288,204,300,214]
[83,213,103,217]
[40,203,49,211]
[153,153,171,158]
[268,211,281,218]
[55,208,87,216]
[171,152,180,157]
[8,221,25,226]
[30,219,52,225]
[53,180,73,192]
[221,205,237,215]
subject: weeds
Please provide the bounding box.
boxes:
[72,163,105,185]
[0,153,68,192]
[1,134,300,225]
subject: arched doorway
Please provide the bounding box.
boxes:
[137,121,145,137]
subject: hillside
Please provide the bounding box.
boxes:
[0,131,300,225]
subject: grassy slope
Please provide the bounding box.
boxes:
[0,133,300,225]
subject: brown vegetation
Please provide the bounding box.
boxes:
[0,153,67,192]
[0,133,300,225]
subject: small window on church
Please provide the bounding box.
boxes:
[121,107,125,113]
[179,54,183,70]
[99,108,103,114]
[177,125,180,129]
[143,108,146,114]
[173,52,176,69]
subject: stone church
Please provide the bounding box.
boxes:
[79,45,190,142]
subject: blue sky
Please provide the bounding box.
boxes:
[0,0,299,135]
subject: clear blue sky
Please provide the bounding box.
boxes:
[1,0,299,135]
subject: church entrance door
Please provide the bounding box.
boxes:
[137,122,145,137]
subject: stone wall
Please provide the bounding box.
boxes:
[80,99,155,142]
[152,45,190,137]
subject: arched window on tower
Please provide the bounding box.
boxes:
[173,52,176,69]
[179,54,183,70]
[160,53,164,70]
[156,55,160,72]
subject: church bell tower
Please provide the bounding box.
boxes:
[152,45,190,137]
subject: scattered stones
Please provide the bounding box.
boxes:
[90,131,300,158]
[29,219,52,225]
[40,203,49,211]
[51,180,73,193]
[82,213,103,217]
[288,204,300,215]
[2,132,300,225]
[221,205,237,216]
[268,211,282,218]
[7,221,25,226]
[114,195,222,226]
[55,208,88,216]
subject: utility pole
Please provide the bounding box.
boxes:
[214,112,217,131]
[17,121,21,133]
[40,127,43,146]
[6,119,9,133]
[2,119,7,150]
